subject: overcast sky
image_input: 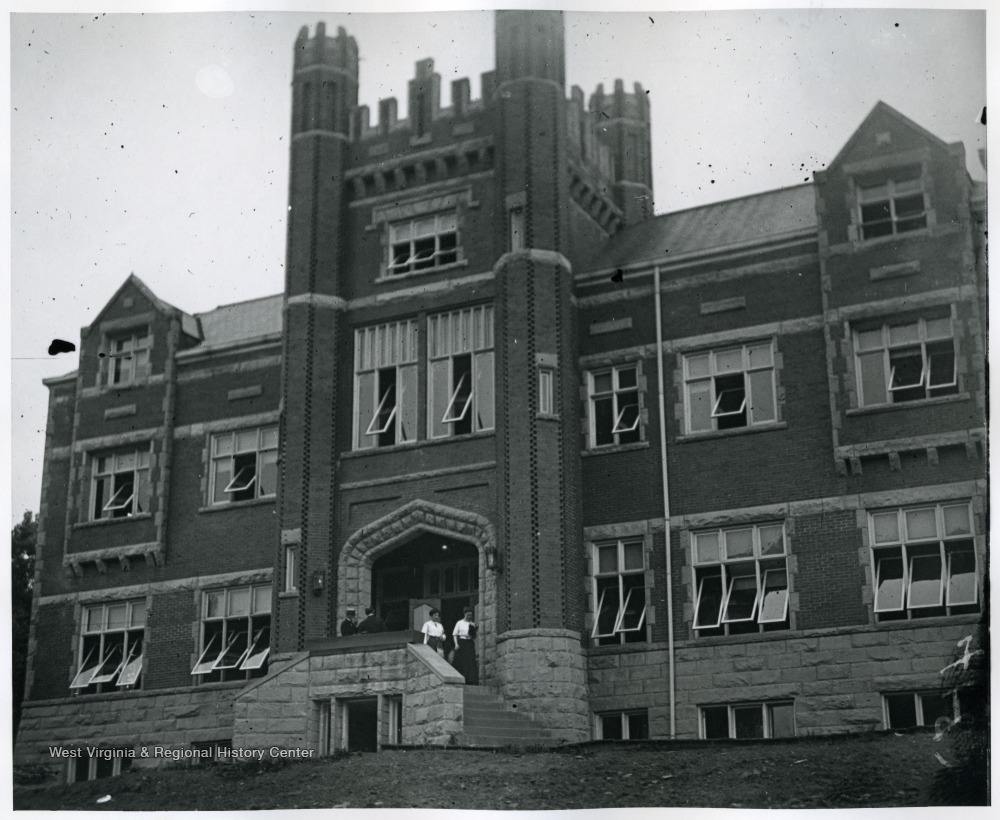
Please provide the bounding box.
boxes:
[8,4,988,523]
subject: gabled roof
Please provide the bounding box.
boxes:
[585,183,817,273]
[825,100,955,172]
[194,294,284,349]
[89,273,199,336]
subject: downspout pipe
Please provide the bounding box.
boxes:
[653,264,676,738]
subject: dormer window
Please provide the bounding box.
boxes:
[102,329,151,387]
[388,212,458,275]
[857,166,927,240]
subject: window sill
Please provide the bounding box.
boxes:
[342,429,495,459]
[375,259,468,283]
[73,514,152,530]
[278,590,299,599]
[676,421,788,443]
[198,497,276,514]
[851,226,931,248]
[846,392,970,416]
[588,640,653,656]
[581,441,650,458]
[537,412,560,421]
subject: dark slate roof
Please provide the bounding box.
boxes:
[195,294,284,348]
[585,183,817,273]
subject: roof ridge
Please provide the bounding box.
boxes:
[196,292,283,316]
[652,182,815,222]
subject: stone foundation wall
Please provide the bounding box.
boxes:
[15,685,241,768]
[494,629,589,742]
[232,643,464,751]
[587,618,979,738]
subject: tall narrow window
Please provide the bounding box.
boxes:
[591,540,648,646]
[90,448,151,521]
[588,365,641,448]
[870,502,978,620]
[428,306,495,438]
[683,342,776,434]
[71,600,146,694]
[354,320,419,450]
[692,523,789,636]
[210,427,278,504]
[538,367,555,416]
[509,207,525,251]
[854,315,958,407]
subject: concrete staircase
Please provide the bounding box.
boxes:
[458,686,559,747]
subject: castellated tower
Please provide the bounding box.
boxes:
[278,23,358,651]
[590,80,654,224]
[490,10,589,738]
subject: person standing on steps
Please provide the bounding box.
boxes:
[420,608,446,656]
[357,605,386,634]
[451,608,479,685]
[339,609,358,637]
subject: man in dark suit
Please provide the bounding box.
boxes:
[357,606,387,634]
[339,609,358,636]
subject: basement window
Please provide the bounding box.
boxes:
[883,692,955,730]
[701,702,795,739]
[595,710,649,740]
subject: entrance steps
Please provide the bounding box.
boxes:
[458,686,559,747]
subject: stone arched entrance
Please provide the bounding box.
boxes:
[338,500,498,683]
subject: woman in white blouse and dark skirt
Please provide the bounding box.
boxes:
[421,608,446,656]
[451,609,479,685]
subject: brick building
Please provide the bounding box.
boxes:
[16,11,987,777]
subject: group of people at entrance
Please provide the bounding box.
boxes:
[337,606,478,685]
[420,608,478,685]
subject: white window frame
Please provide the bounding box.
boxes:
[102,328,151,387]
[588,364,641,448]
[538,367,555,416]
[857,169,927,241]
[853,315,958,407]
[354,319,419,450]
[71,600,146,693]
[427,306,495,439]
[700,701,795,739]
[594,710,649,740]
[388,211,458,275]
[209,427,278,505]
[591,539,648,646]
[191,585,271,681]
[284,546,298,593]
[66,749,134,784]
[683,342,776,434]
[692,523,789,635]
[89,448,152,522]
[869,502,978,619]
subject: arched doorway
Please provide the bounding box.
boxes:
[337,500,498,683]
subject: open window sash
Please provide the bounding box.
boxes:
[70,647,101,690]
[721,573,758,623]
[190,633,225,675]
[888,355,926,392]
[590,587,618,639]
[116,646,144,688]
[613,586,647,633]
[907,551,944,609]
[212,630,251,671]
[239,628,271,671]
[441,373,473,424]
[927,347,958,390]
[611,403,640,434]
[873,553,906,613]
[102,480,135,513]
[946,546,978,606]
[364,382,398,437]
[757,569,789,623]
[222,465,257,496]
[711,388,747,419]
[694,573,724,629]
[88,645,128,686]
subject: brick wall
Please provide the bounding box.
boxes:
[792,510,868,630]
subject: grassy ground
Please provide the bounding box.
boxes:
[13,730,984,811]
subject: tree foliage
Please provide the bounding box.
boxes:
[12,511,37,740]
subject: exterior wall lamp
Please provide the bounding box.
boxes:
[311,569,326,596]
[485,546,500,572]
